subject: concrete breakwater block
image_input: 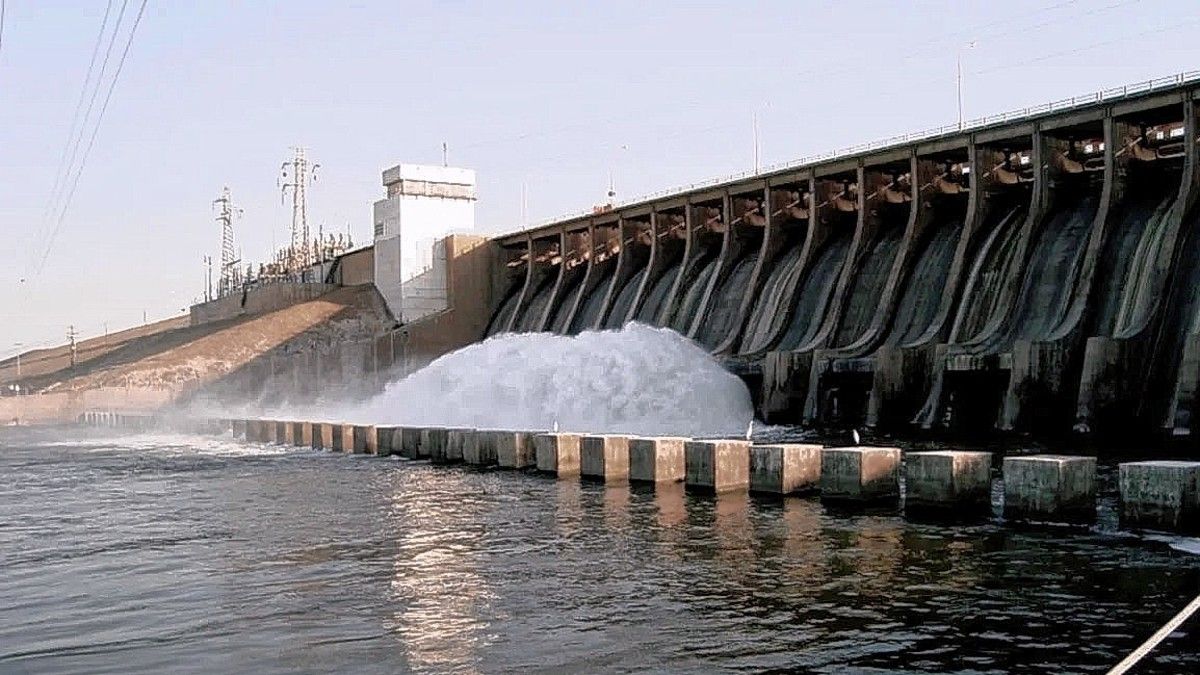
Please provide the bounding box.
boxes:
[313,422,333,450]
[353,425,378,455]
[398,427,425,459]
[232,419,248,440]
[1003,455,1096,525]
[263,420,280,444]
[463,430,499,466]
[374,427,399,456]
[290,420,307,446]
[819,447,901,504]
[250,419,270,443]
[280,421,296,445]
[495,432,535,469]
[422,428,451,463]
[445,429,472,463]
[1119,461,1200,533]
[297,421,314,447]
[534,433,582,476]
[329,424,352,453]
[685,440,751,493]
[905,451,993,512]
[581,435,632,483]
[749,444,822,495]
[629,437,687,483]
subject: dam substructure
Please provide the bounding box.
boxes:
[485,73,1200,441]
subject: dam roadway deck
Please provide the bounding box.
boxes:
[482,71,1200,438]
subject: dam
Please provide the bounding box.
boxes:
[483,72,1200,440]
[6,71,1200,446]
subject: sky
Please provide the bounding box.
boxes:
[1,0,1198,354]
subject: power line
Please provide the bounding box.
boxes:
[34,0,149,277]
[40,1,116,238]
[43,0,127,222]
[26,0,126,284]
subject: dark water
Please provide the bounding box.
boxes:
[635,261,681,326]
[1094,179,1176,338]
[740,246,806,355]
[604,268,648,330]
[515,278,556,333]
[889,218,961,347]
[834,226,905,348]
[1003,191,1100,345]
[778,235,852,351]
[484,289,521,337]
[952,204,1028,343]
[3,427,1200,674]
[669,257,718,334]
[570,267,616,335]
[548,274,584,335]
[696,253,759,350]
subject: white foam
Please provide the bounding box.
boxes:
[346,323,754,437]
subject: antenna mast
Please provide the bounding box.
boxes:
[279,147,319,275]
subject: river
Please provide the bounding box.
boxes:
[2,426,1198,674]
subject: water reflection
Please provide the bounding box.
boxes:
[384,468,494,672]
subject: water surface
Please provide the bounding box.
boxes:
[2,427,1198,674]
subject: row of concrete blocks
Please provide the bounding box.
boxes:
[77,411,159,430]
[217,418,1200,534]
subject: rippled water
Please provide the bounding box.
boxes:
[3,426,1199,674]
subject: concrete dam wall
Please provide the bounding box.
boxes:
[484,81,1200,438]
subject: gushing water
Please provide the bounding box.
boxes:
[351,323,754,437]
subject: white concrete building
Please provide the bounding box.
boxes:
[372,164,476,322]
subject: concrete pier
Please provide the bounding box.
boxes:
[330,424,351,453]
[288,421,303,446]
[495,431,535,469]
[249,419,268,443]
[628,437,687,483]
[905,451,993,514]
[749,444,822,495]
[353,425,378,454]
[374,426,398,456]
[398,427,424,459]
[463,430,498,466]
[581,435,632,483]
[445,428,471,463]
[314,422,334,450]
[819,447,901,504]
[232,419,247,439]
[534,433,581,476]
[422,428,451,463]
[1118,461,1200,533]
[1003,455,1096,525]
[281,421,296,445]
[685,440,751,493]
[264,420,280,444]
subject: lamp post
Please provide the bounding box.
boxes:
[958,41,977,130]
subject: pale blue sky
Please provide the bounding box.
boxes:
[2,0,1198,353]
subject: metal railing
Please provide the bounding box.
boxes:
[508,69,1200,236]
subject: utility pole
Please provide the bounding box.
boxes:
[752,110,760,173]
[204,255,213,302]
[280,147,320,275]
[442,141,448,167]
[958,41,976,130]
[67,325,77,369]
[213,186,243,296]
[520,181,528,226]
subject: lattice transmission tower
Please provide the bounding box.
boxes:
[213,186,243,296]
[279,147,319,274]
